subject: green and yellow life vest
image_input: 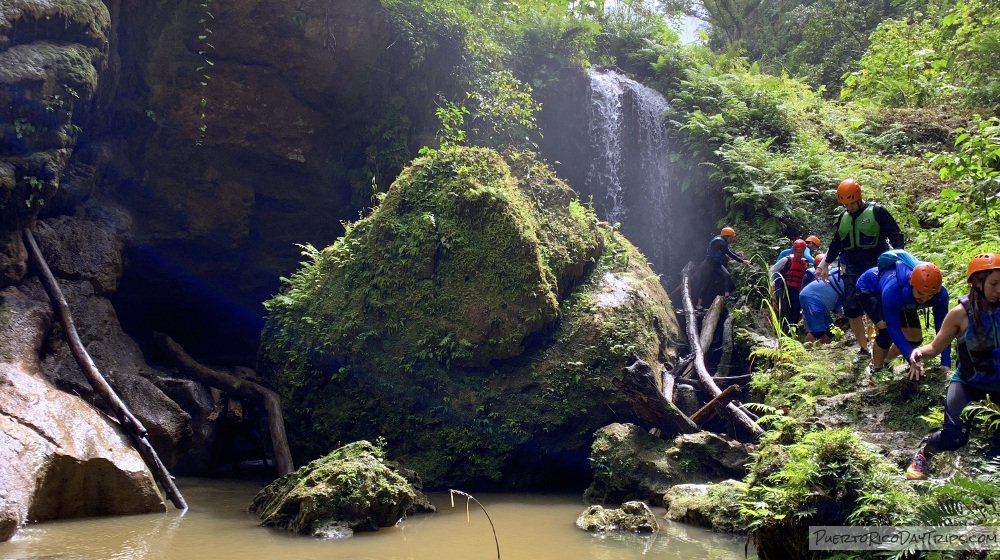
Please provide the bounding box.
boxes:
[837,204,880,251]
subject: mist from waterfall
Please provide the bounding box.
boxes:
[585,69,674,275]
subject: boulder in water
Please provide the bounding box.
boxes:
[575,501,657,533]
[249,440,431,538]
[259,146,681,489]
[584,423,751,505]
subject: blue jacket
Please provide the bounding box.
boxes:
[878,262,951,366]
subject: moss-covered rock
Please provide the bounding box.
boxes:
[0,0,110,236]
[575,501,657,533]
[743,428,915,560]
[249,440,427,538]
[258,146,681,489]
[584,423,751,505]
[662,480,748,534]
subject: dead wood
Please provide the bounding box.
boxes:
[698,296,725,351]
[690,384,742,426]
[662,364,675,403]
[24,228,188,510]
[613,356,699,437]
[681,262,764,439]
[154,333,294,476]
[717,313,736,376]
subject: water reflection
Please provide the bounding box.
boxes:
[0,479,755,559]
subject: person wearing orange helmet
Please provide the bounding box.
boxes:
[769,239,810,333]
[853,257,949,371]
[694,226,750,310]
[904,253,1000,480]
[816,178,904,358]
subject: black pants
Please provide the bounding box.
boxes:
[695,257,732,305]
[775,281,802,334]
[924,381,1000,458]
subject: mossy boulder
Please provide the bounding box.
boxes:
[0,0,111,234]
[743,428,915,560]
[258,146,681,489]
[584,423,751,505]
[575,501,657,533]
[249,441,426,538]
[663,480,748,534]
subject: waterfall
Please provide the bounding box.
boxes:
[585,69,674,274]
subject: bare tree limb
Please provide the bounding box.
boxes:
[24,227,187,510]
[154,333,294,476]
[681,262,764,438]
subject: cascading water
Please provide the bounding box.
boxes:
[585,69,675,275]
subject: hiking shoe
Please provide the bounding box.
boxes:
[853,348,871,364]
[906,453,928,480]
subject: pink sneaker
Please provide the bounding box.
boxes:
[906,452,927,480]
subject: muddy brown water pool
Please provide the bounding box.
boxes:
[0,478,756,559]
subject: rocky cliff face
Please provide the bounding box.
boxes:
[0,271,166,542]
[2,0,458,362]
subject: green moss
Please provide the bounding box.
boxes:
[249,440,416,535]
[742,428,916,559]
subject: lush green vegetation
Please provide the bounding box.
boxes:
[274,0,1000,548]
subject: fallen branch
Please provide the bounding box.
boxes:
[154,333,294,476]
[717,313,736,376]
[681,262,764,439]
[690,384,742,426]
[24,227,187,510]
[662,364,675,403]
[698,295,725,351]
[450,490,500,560]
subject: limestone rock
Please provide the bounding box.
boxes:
[249,440,431,538]
[575,501,657,533]
[662,480,748,534]
[584,423,751,506]
[33,277,194,471]
[259,147,681,489]
[0,231,27,289]
[0,0,111,233]
[30,203,133,295]
[0,285,165,543]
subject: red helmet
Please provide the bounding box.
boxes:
[837,178,862,204]
[720,226,736,237]
[792,239,807,251]
[814,253,826,267]
[910,262,943,294]
[967,253,1000,283]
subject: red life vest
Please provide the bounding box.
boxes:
[781,256,809,289]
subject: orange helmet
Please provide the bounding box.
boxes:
[792,239,807,251]
[837,178,862,204]
[967,253,1000,283]
[720,226,736,237]
[806,235,821,247]
[910,262,943,294]
[814,253,826,267]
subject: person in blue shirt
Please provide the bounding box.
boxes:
[904,253,1000,479]
[858,260,951,371]
[798,257,845,345]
